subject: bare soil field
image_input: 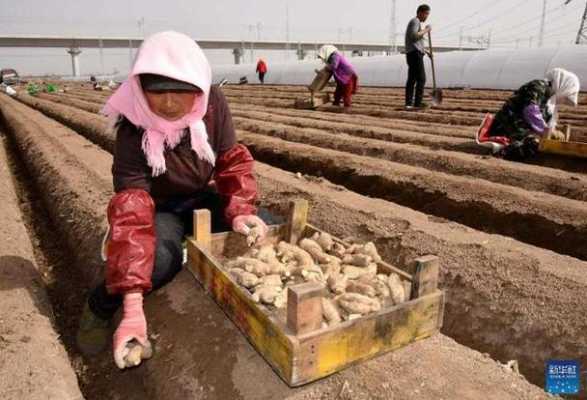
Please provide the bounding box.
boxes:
[2,82,586,399]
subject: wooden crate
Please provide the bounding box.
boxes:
[294,93,331,110]
[540,138,587,159]
[186,199,445,386]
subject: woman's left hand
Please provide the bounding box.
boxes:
[232,215,269,245]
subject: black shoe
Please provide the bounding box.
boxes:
[76,303,111,356]
[414,102,430,110]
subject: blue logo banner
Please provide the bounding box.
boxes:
[545,360,580,395]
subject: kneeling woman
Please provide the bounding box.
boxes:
[77,31,269,368]
[487,68,579,159]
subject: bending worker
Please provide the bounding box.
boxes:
[76,31,269,369]
[317,45,358,109]
[484,67,580,159]
[404,4,431,110]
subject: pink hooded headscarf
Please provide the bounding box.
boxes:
[102,31,214,177]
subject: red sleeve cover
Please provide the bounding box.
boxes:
[105,189,156,295]
[214,144,258,225]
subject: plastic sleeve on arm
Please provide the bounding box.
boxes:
[106,189,156,295]
[522,103,548,134]
[214,144,258,225]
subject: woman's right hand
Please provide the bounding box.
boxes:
[113,292,152,369]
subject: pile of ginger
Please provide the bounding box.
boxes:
[226,232,408,327]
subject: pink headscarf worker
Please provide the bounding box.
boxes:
[77,31,269,369]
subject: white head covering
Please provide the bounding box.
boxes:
[318,45,338,63]
[545,68,580,128]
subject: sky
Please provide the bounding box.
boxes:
[0,0,585,76]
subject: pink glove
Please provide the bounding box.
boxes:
[113,292,151,369]
[232,215,269,246]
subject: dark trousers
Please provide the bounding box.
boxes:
[258,72,266,84]
[88,192,277,319]
[405,50,426,107]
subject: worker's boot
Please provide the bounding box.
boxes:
[76,302,111,356]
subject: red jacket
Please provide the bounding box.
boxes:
[105,87,257,295]
[256,60,267,74]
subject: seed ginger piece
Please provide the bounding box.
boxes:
[252,285,283,304]
[342,265,370,280]
[321,262,341,280]
[342,253,372,268]
[299,238,340,265]
[346,281,377,298]
[277,241,314,268]
[331,242,347,258]
[273,291,287,308]
[259,274,283,287]
[256,245,282,267]
[301,265,325,282]
[327,271,348,294]
[387,273,406,305]
[338,293,381,315]
[229,268,260,288]
[311,232,334,252]
[322,298,342,325]
[246,226,263,247]
[123,341,153,368]
[357,242,382,263]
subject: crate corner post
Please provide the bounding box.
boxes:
[286,199,309,244]
[412,255,440,299]
[192,208,212,251]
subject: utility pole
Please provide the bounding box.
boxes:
[538,0,547,47]
[576,1,587,43]
[458,26,464,50]
[487,29,492,48]
[285,2,290,60]
[564,0,587,44]
[389,0,397,53]
[248,24,254,63]
[137,17,145,38]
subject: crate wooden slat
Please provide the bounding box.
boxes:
[186,200,445,386]
[539,138,587,159]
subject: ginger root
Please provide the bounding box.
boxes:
[322,298,341,325]
[227,257,281,277]
[229,268,260,288]
[346,281,377,298]
[301,265,325,282]
[387,273,406,305]
[321,262,341,280]
[357,242,382,263]
[259,274,283,287]
[327,271,348,294]
[246,226,263,247]
[252,285,283,304]
[338,293,381,315]
[342,254,372,268]
[277,241,314,268]
[342,264,376,280]
[123,341,153,368]
[299,238,340,265]
[331,242,347,258]
[311,232,334,252]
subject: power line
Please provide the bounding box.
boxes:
[491,1,579,40]
[435,0,531,39]
[434,0,508,35]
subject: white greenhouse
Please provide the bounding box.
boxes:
[213,46,587,91]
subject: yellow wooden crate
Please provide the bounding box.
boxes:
[539,138,587,159]
[186,200,445,386]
